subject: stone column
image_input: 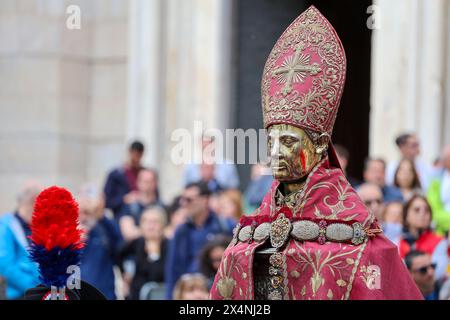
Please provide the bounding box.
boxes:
[87,0,130,189]
[443,1,450,146]
[370,0,450,164]
[416,0,448,162]
[126,0,164,168]
[158,0,234,202]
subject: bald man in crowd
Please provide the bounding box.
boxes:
[363,158,404,202]
[357,182,384,222]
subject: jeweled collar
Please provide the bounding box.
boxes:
[275,187,303,211]
[271,157,326,217]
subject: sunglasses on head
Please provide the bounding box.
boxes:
[413,263,436,275]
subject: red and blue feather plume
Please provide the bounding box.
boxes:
[29,186,84,288]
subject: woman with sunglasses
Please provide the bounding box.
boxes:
[399,195,448,282]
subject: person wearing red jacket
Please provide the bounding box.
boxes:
[399,195,448,282]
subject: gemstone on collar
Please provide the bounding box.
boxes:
[270,213,292,248]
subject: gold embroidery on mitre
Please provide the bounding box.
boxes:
[261,6,346,135]
[272,44,322,96]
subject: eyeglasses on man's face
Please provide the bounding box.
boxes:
[413,263,436,275]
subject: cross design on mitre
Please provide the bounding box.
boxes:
[272,44,322,96]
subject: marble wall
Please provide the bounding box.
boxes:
[127,0,233,203]
[0,0,129,214]
[0,0,232,213]
[370,0,450,164]
[1,0,448,214]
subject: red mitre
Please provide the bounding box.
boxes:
[261,5,346,136]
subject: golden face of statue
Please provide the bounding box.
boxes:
[268,124,323,182]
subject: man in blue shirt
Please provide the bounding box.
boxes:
[78,187,123,300]
[165,181,235,299]
[0,181,41,299]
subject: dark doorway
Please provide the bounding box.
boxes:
[232,0,372,190]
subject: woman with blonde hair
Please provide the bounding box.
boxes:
[173,273,209,300]
[216,189,244,222]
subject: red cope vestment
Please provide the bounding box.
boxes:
[210,6,422,300]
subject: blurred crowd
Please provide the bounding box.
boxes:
[337,134,450,300]
[1,133,450,300]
